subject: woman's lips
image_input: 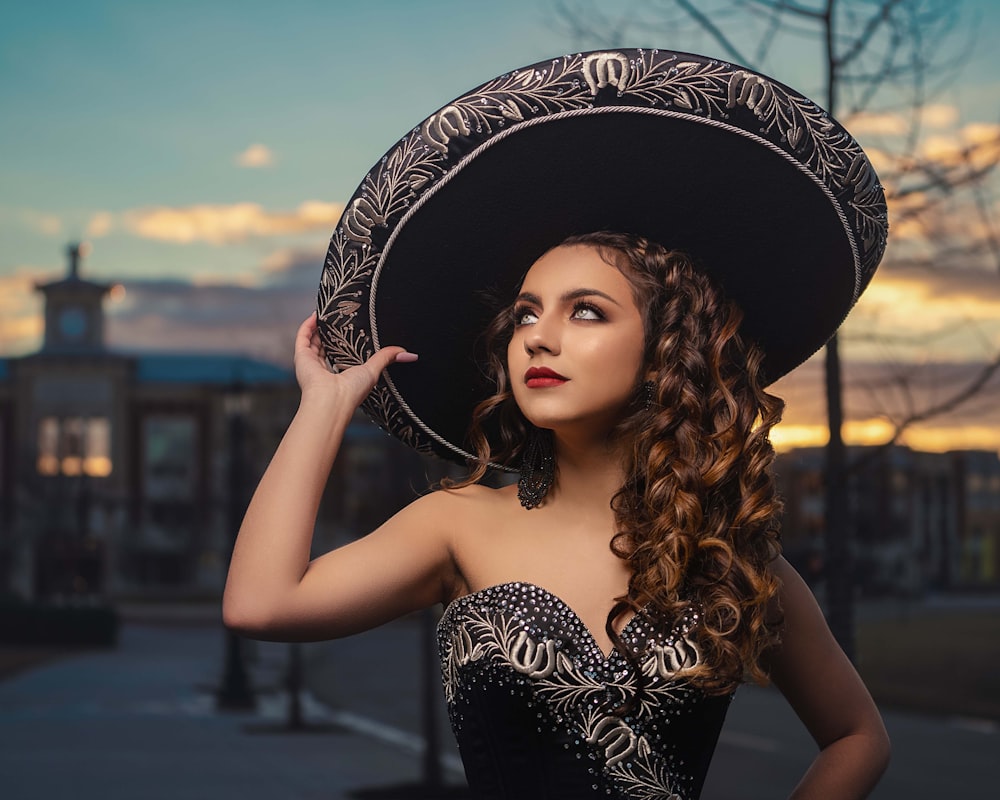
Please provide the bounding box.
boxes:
[526,376,568,388]
[525,367,568,388]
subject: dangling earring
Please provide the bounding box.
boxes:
[517,425,554,510]
[642,380,656,410]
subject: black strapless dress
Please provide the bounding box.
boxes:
[437,582,732,800]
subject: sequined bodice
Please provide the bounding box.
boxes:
[437,581,731,800]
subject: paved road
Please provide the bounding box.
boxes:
[0,610,996,799]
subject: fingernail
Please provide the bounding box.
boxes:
[395,352,419,363]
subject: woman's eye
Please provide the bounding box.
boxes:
[572,304,603,320]
[514,307,538,325]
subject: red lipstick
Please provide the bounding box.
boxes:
[525,366,569,388]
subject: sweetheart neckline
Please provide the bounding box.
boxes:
[440,580,645,663]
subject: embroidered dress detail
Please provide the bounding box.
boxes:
[437,582,732,800]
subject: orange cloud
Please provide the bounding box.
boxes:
[86,211,114,238]
[846,105,958,137]
[0,269,46,354]
[121,201,344,244]
[18,210,62,236]
[770,420,1000,454]
[770,419,900,451]
[921,104,960,129]
[845,111,908,136]
[918,122,1000,168]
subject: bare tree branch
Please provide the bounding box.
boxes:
[739,0,826,20]
[674,0,752,64]
[972,181,1000,272]
[834,0,906,72]
[848,349,1000,472]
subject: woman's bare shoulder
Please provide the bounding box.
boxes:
[405,481,517,524]
[770,555,813,601]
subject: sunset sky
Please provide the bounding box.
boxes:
[3,0,1000,453]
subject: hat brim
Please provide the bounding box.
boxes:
[317,50,887,466]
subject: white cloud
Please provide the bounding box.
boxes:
[236,143,275,168]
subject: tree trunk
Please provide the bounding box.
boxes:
[824,333,855,661]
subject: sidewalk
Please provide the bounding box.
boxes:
[0,621,458,800]
[2,610,998,799]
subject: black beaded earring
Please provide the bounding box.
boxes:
[517,425,554,510]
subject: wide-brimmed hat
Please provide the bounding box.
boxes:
[316,48,888,466]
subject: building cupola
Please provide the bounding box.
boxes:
[35,243,113,353]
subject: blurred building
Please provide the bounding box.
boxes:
[775,444,1000,594]
[0,245,420,603]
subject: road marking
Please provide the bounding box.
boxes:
[949,716,998,735]
[326,709,466,776]
[261,692,465,776]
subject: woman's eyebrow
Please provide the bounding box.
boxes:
[562,287,622,307]
[514,288,622,307]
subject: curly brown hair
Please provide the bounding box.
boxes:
[446,231,786,695]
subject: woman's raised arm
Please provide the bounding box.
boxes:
[221,312,454,641]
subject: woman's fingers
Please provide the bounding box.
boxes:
[358,346,418,385]
[295,311,416,402]
[295,311,319,355]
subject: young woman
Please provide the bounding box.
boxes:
[223,50,891,799]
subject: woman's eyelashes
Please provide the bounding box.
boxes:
[512,305,538,326]
[512,301,606,326]
[570,301,605,321]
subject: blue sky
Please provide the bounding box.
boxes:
[3,0,1000,450]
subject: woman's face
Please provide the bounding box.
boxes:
[507,244,647,439]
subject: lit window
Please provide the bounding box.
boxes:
[62,417,84,475]
[36,416,113,477]
[84,418,112,477]
[38,417,60,475]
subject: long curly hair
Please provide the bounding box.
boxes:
[446,231,786,695]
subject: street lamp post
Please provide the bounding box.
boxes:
[216,376,256,711]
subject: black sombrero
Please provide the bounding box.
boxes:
[316,49,888,466]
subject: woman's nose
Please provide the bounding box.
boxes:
[523,318,559,355]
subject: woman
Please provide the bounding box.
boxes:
[224,50,891,798]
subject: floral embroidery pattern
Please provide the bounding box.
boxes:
[438,582,716,799]
[318,49,888,451]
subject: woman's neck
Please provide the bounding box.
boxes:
[548,433,626,513]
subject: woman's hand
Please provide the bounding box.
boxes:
[294,311,417,407]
